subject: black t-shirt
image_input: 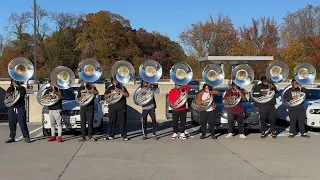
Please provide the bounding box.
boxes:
[141,84,158,108]
[77,84,97,110]
[43,86,63,110]
[104,84,128,112]
[283,87,308,110]
[6,85,26,108]
[252,83,279,107]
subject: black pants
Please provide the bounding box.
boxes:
[142,108,157,136]
[227,112,244,134]
[289,109,306,134]
[172,110,187,133]
[200,110,215,137]
[8,107,29,139]
[108,109,127,138]
[259,106,276,133]
[80,109,94,138]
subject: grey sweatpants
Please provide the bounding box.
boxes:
[49,110,62,136]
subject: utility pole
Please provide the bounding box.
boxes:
[33,0,37,80]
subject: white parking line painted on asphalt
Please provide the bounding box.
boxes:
[15,126,43,141]
[308,131,320,136]
[33,132,43,139]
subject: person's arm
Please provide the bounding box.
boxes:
[270,83,279,93]
[300,86,308,94]
[237,89,247,101]
[182,85,191,92]
[168,89,179,104]
[152,84,158,91]
[55,88,63,99]
[197,91,204,105]
[283,89,292,102]
[252,84,262,97]
[119,86,129,98]
[76,88,81,100]
[89,86,99,95]
[209,90,220,95]
[223,89,231,100]
[6,87,13,97]
[19,86,26,97]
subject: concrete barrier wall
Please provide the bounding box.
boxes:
[1,82,320,123]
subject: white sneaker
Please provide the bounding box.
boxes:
[179,133,187,140]
[225,133,233,139]
[171,133,178,140]
[239,134,247,139]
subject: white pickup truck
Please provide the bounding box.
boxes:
[42,84,104,136]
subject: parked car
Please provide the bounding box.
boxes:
[191,87,260,130]
[135,77,142,84]
[42,84,103,136]
[26,76,45,89]
[95,77,106,84]
[276,87,320,128]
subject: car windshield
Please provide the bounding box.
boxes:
[62,87,78,100]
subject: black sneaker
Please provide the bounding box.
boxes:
[142,136,148,140]
[5,139,15,143]
[260,132,266,139]
[200,135,205,139]
[301,133,310,138]
[78,137,87,142]
[88,138,97,141]
[270,132,277,139]
[152,135,159,140]
[25,138,31,143]
[288,133,294,138]
[211,136,217,139]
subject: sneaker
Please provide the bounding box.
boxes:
[288,133,294,138]
[239,134,247,139]
[225,133,233,139]
[152,135,159,140]
[5,139,15,143]
[301,133,310,138]
[179,133,187,140]
[79,137,87,142]
[200,135,205,139]
[142,136,148,140]
[57,136,63,143]
[260,132,266,139]
[89,138,96,142]
[123,137,129,141]
[25,138,31,143]
[270,132,277,139]
[171,133,178,140]
[48,136,56,142]
[211,136,217,139]
[103,136,114,140]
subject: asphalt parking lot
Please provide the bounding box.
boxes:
[1,120,320,180]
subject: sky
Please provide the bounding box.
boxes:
[0,0,319,43]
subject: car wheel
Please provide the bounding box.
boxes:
[43,128,50,137]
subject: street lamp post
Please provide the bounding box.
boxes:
[33,0,37,81]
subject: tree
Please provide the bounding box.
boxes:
[51,12,78,31]
[179,14,237,57]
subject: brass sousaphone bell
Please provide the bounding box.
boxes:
[192,64,224,112]
[282,62,316,107]
[168,62,193,109]
[76,58,102,106]
[4,57,34,107]
[222,64,254,108]
[37,66,75,106]
[104,60,135,105]
[133,59,162,106]
[251,61,289,104]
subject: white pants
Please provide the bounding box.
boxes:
[49,110,62,136]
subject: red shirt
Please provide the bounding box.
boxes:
[224,89,244,113]
[168,85,191,111]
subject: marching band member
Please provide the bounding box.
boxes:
[224,82,247,139]
[168,83,191,140]
[283,79,310,138]
[5,79,30,143]
[197,84,220,139]
[141,80,159,140]
[77,80,99,141]
[104,77,130,141]
[252,76,279,139]
[43,79,64,143]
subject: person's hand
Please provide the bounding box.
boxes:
[298,85,302,91]
[198,100,203,105]
[293,95,299,100]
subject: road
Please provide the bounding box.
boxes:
[1,120,320,180]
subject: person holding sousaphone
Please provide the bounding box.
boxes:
[196,84,220,139]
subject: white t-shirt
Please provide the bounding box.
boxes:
[202,92,213,112]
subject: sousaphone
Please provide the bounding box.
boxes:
[37,66,75,106]
[4,57,34,107]
[168,62,193,109]
[133,59,162,106]
[282,62,316,107]
[222,64,254,108]
[251,61,289,103]
[192,64,224,112]
[77,58,102,106]
[104,60,135,105]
